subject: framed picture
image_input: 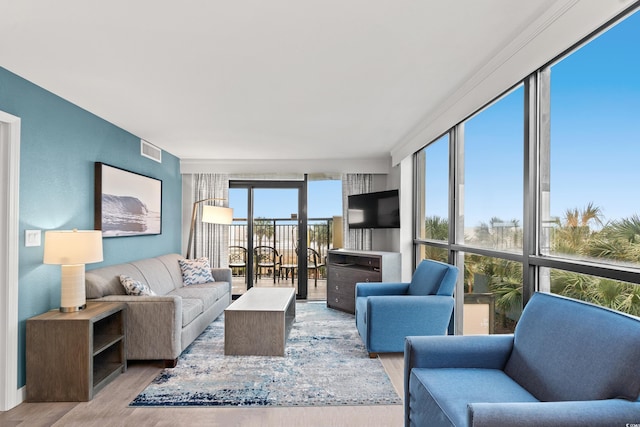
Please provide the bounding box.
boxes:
[95,162,162,237]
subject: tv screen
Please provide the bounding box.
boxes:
[347,190,400,229]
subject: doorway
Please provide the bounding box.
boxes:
[0,110,20,411]
[229,180,308,299]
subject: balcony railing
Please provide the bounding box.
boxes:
[229,217,335,266]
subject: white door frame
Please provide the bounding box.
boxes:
[0,110,21,411]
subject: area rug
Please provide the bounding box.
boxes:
[130,302,402,407]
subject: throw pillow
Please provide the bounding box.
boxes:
[119,275,156,296]
[179,257,215,285]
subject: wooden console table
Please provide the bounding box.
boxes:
[26,301,127,402]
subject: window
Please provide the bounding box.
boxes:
[544,11,640,270]
[463,254,522,334]
[463,86,524,252]
[544,268,640,316]
[413,8,640,329]
[417,246,448,264]
[416,134,450,241]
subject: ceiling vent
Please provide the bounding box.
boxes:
[140,139,162,163]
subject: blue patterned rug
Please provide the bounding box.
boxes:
[130,302,402,407]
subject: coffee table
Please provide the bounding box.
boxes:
[224,287,296,356]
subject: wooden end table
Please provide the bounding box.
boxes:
[26,301,127,402]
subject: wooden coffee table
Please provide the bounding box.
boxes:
[224,287,295,356]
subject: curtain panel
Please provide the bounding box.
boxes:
[191,174,230,268]
[341,173,373,251]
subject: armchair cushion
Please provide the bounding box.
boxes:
[410,368,538,427]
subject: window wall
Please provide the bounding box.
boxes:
[416,134,449,242]
[463,87,523,253]
[414,7,640,334]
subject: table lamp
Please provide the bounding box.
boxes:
[43,229,104,312]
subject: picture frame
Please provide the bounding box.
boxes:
[95,162,162,237]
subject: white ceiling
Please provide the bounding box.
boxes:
[1,1,635,168]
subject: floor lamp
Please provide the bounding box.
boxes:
[186,198,233,259]
[43,229,104,312]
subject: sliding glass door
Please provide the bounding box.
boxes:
[229,180,308,299]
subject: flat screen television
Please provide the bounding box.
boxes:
[347,189,400,229]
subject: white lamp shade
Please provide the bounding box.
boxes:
[43,230,104,265]
[201,205,233,225]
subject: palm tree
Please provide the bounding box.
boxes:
[552,202,604,255]
[549,205,640,316]
[309,223,329,249]
[424,216,448,240]
[483,258,523,329]
[254,217,274,247]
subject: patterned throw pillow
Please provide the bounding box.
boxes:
[179,257,215,285]
[119,275,156,296]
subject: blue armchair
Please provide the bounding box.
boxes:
[355,259,459,357]
[404,292,640,426]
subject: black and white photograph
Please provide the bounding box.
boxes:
[95,162,162,237]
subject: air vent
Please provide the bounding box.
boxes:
[140,139,162,163]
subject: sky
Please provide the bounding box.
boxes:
[229,180,342,220]
[426,10,640,227]
[229,10,640,227]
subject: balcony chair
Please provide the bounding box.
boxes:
[307,247,326,287]
[228,245,247,283]
[355,259,458,357]
[254,245,280,284]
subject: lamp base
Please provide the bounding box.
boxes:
[60,264,87,313]
[59,304,87,313]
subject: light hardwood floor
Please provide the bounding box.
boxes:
[2,303,405,427]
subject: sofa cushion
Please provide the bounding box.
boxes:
[119,274,156,296]
[409,368,538,427]
[171,283,225,308]
[504,292,640,402]
[86,263,140,298]
[156,253,187,289]
[181,298,204,327]
[131,257,178,295]
[178,257,215,285]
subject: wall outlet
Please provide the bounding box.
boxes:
[25,230,41,247]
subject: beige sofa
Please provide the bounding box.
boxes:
[85,253,231,367]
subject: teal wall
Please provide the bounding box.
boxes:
[0,67,182,387]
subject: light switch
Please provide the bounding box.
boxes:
[25,230,41,247]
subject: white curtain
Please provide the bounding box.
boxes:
[342,173,373,250]
[191,174,230,268]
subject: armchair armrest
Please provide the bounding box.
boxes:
[468,399,640,427]
[96,294,183,360]
[404,334,515,427]
[356,282,409,297]
[404,334,514,371]
[367,295,454,334]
